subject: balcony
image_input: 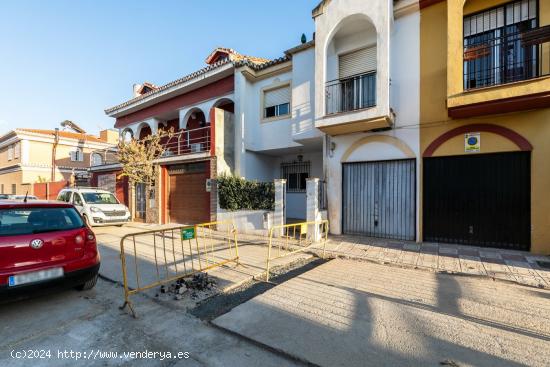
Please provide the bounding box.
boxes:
[325,71,377,115]
[463,26,550,90]
[446,0,550,118]
[89,126,211,169]
[160,126,210,158]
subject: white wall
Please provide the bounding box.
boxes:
[291,48,323,143]
[314,0,392,125]
[323,8,421,240]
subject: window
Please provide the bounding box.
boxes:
[82,192,119,204]
[463,0,538,89]
[57,190,72,202]
[281,161,310,193]
[263,85,291,119]
[70,148,84,162]
[7,145,13,161]
[0,207,84,236]
[72,193,83,206]
[14,142,20,159]
[11,184,16,195]
[91,153,103,166]
[339,46,377,79]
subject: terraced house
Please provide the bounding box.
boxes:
[419,0,550,254]
[96,45,321,224]
[98,0,550,255]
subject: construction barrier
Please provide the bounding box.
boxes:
[265,220,329,282]
[119,220,239,317]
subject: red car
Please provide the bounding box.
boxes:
[0,200,100,298]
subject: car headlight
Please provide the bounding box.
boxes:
[90,206,102,213]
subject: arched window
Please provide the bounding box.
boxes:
[91,153,103,166]
[122,129,134,143]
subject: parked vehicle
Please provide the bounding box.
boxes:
[57,188,130,226]
[0,194,38,200]
[0,201,100,297]
[9,195,38,201]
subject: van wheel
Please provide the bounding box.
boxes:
[76,274,98,291]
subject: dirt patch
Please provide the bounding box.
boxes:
[190,257,329,321]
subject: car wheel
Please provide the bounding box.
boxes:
[76,273,98,291]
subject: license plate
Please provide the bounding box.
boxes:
[8,268,64,287]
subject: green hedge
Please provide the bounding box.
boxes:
[218,175,274,211]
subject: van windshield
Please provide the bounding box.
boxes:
[82,192,119,204]
[0,207,84,236]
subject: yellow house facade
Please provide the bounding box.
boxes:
[0,129,118,195]
[420,0,550,254]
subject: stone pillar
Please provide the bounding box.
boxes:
[306,178,321,242]
[273,179,286,237]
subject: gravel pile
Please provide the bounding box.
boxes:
[159,273,217,300]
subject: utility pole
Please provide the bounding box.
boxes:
[51,128,60,182]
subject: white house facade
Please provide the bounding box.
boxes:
[313,0,421,240]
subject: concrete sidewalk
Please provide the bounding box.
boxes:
[213,259,550,367]
[314,235,550,289]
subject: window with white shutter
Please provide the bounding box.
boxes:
[263,85,291,119]
[7,145,13,161]
[14,142,20,159]
[70,148,84,162]
[339,46,377,79]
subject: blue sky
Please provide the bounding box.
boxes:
[0,0,318,136]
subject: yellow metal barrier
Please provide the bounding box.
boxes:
[119,220,239,317]
[265,220,328,282]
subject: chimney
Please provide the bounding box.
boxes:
[100,129,120,144]
[133,83,143,98]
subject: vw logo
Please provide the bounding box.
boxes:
[30,239,44,249]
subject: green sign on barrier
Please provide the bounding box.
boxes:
[181,226,195,240]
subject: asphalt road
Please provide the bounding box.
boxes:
[0,278,301,367]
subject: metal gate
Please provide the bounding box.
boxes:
[135,183,146,221]
[342,159,416,240]
[423,152,530,250]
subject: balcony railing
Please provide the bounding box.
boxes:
[325,71,376,115]
[160,126,210,158]
[90,126,211,167]
[464,26,550,90]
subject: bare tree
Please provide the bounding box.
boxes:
[116,129,174,185]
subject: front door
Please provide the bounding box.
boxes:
[135,183,146,222]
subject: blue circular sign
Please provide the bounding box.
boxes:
[467,136,478,146]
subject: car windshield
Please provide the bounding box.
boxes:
[0,207,84,236]
[81,192,118,204]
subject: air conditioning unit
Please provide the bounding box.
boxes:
[190,143,202,153]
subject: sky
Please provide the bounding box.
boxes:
[0,0,318,136]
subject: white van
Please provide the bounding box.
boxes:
[57,188,130,226]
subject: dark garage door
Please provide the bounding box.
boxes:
[343,159,416,240]
[423,152,530,251]
[168,162,210,225]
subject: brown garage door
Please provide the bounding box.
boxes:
[168,162,210,224]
